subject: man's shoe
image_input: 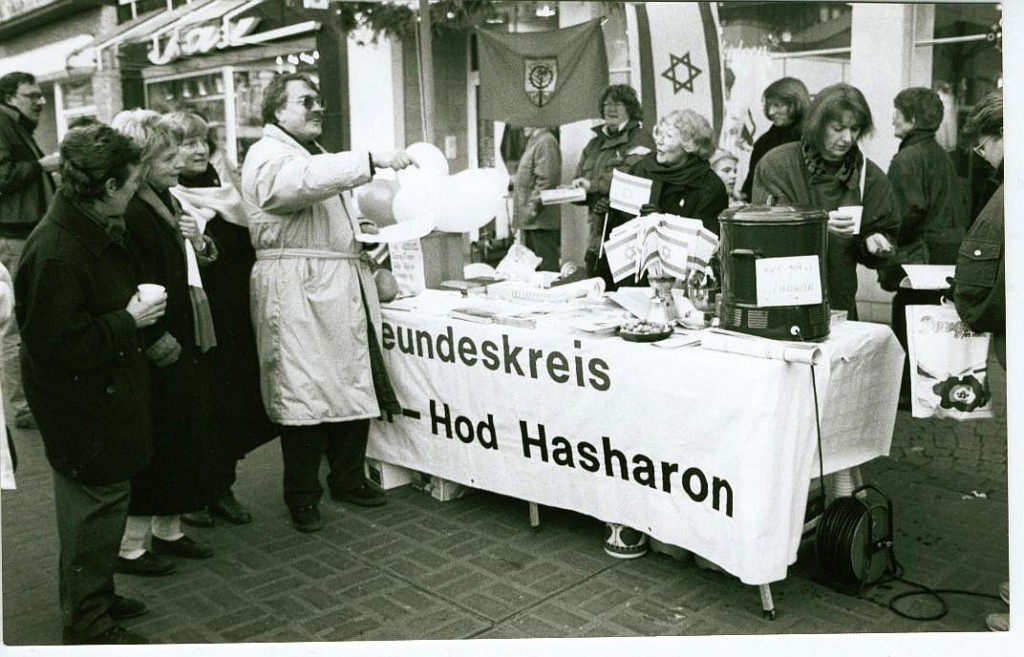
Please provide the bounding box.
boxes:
[999,581,1010,605]
[108,595,148,621]
[82,626,149,645]
[290,505,322,532]
[115,551,177,577]
[332,484,387,507]
[181,509,215,528]
[210,492,252,525]
[14,415,36,430]
[151,535,214,560]
[986,612,1009,632]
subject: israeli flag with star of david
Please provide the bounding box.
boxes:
[626,2,725,141]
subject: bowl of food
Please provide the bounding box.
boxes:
[618,319,674,343]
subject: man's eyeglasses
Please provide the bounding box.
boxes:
[18,92,44,102]
[287,95,325,111]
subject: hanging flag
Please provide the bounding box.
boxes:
[627,2,725,140]
[478,19,608,127]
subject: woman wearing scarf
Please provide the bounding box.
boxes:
[111,109,219,576]
[596,108,728,290]
[752,83,899,319]
[163,112,274,529]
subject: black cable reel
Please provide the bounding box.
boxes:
[814,484,897,593]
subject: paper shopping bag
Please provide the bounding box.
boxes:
[906,303,993,419]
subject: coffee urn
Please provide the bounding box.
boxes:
[718,204,831,341]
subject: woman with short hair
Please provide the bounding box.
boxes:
[112,109,220,576]
[739,77,810,201]
[596,108,728,289]
[571,85,654,275]
[882,87,969,404]
[752,83,899,319]
[162,111,275,528]
[16,123,163,644]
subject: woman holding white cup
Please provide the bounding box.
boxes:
[752,84,899,319]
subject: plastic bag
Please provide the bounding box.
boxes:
[906,302,993,419]
[494,242,542,282]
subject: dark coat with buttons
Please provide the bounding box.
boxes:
[15,190,153,485]
[954,182,1004,367]
[122,186,216,514]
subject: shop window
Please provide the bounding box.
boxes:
[117,0,191,24]
[55,78,97,141]
[916,3,1002,220]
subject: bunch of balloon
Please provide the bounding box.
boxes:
[392,142,450,227]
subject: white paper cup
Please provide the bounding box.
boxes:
[137,284,166,303]
[837,205,863,235]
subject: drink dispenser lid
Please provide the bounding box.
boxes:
[719,204,826,226]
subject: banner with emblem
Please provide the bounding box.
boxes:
[626,2,725,141]
[478,19,607,127]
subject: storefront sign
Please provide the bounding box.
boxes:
[148,16,261,65]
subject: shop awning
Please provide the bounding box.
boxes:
[2,34,96,82]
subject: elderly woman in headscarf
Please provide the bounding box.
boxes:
[752,83,899,319]
[111,109,219,576]
[596,108,728,290]
[570,84,654,275]
[162,111,274,529]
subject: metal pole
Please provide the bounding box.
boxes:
[418,0,436,144]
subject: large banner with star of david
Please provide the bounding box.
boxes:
[477,18,608,127]
[627,2,725,140]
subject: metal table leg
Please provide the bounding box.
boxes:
[759,584,777,620]
[528,502,540,531]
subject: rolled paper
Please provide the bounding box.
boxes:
[700,329,823,365]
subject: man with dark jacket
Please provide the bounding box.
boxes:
[16,124,163,645]
[0,71,59,429]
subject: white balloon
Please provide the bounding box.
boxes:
[398,142,449,186]
[392,176,444,224]
[433,168,509,233]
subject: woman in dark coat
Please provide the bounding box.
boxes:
[882,87,969,403]
[752,84,900,319]
[112,109,220,575]
[597,108,728,290]
[739,77,810,202]
[16,124,163,644]
[570,85,655,275]
[164,111,274,527]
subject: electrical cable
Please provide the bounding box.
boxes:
[794,323,1002,621]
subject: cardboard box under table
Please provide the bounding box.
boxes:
[368,307,902,616]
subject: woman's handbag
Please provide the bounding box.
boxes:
[905,301,993,419]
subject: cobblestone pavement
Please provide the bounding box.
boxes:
[1,355,1012,655]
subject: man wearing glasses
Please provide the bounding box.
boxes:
[240,72,415,533]
[0,71,60,431]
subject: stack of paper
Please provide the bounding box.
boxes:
[540,187,587,205]
[602,213,719,284]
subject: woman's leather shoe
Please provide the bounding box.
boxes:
[210,493,252,525]
[151,535,214,560]
[115,552,177,577]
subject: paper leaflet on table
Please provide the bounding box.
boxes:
[609,169,654,215]
[602,213,719,283]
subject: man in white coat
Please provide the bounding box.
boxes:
[240,73,413,532]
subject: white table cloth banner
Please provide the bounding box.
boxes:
[368,312,902,585]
